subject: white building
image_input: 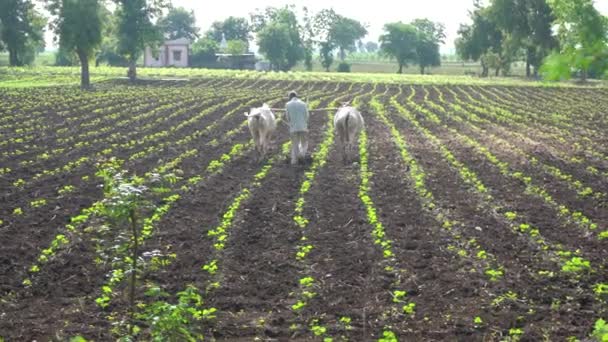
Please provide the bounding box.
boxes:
[144,38,190,67]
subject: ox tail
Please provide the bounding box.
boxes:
[345,113,350,143]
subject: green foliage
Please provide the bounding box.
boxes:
[0,0,46,66]
[380,22,418,73]
[47,0,103,87]
[224,40,248,54]
[378,330,398,342]
[207,16,251,44]
[336,61,351,72]
[114,0,167,80]
[319,41,335,71]
[138,285,216,341]
[328,15,367,60]
[158,6,199,40]
[542,0,608,80]
[95,5,128,67]
[251,6,304,70]
[455,4,505,76]
[257,22,292,71]
[411,18,445,74]
[592,319,608,342]
[561,257,591,274]
[190,37,218,66]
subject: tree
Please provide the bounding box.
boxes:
[319,41,335,71]
[365,41,379,53]
[114,0,167,82]
[257,22,291,70]
[224,40,247,54]
[0,20,4,52]
[207,16,251,47]
[379,22,418,74]
[411,18,445,74]
[190,37,218,67]
[251,6,304,70]
[47,0,102,89]
[95,5,128,66]
[328,15,367,60]
[300,6,315,71]
[489,0,556,77]
[311,8,339,71]
[455,4,505,76]
[0,0,45,66]
[542,0,608,80]
[158,6,199,41]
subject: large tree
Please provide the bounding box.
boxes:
[542,0,608,80]
[190,37,218,67]
[114,0,167,82]
[489,0,556,77]
[0,0,45,66]
[158,6,199,41]
[95,5,128,66]
[47,0,102,88]
[365,41,379,53]
[319,41,335,71]
[251,6,304,70]
[455,4,505,76]
[411,18,445,74]
[257,22,291,70]
[328,15,367,60]
[379,22,418,74]
[207,16,251,46]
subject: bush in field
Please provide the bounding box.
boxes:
[337,61,351,72]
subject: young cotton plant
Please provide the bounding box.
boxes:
[96,165,150,337]
[136,285,217,342]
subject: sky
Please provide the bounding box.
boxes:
[44,0,608,53]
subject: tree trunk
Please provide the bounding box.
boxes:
[128,60,137,83]
[9,47,21,66]
[398,62,403,74]
[480,60,488,77]
[581,68,588,82]
[420,65,425,75]
[77,50,91,90]
[495,67,500,77]
[526,48,532,78]
[339,47,345,61]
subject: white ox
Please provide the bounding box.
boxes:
[244,103,277,161]
[333,103,365,162]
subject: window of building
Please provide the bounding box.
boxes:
[173,50,182,62]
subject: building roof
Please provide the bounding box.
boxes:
[164,38,191,46]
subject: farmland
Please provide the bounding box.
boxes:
[0,73,607,341]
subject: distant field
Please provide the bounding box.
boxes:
[0,65,595,89]
[0,72,607,340]
[0,52,56,67]
[292,60,530,76]
[1,52,530,77]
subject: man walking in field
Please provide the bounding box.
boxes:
[285,91,309,165]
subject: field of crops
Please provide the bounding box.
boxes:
[0,76,607,341]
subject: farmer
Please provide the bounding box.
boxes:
[285,91,310,165]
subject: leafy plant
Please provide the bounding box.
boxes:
[96,166,149,336]
[137,285,216,341]
[378,330,398,342]
[592,319,608,342]
[561,257,591,274]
